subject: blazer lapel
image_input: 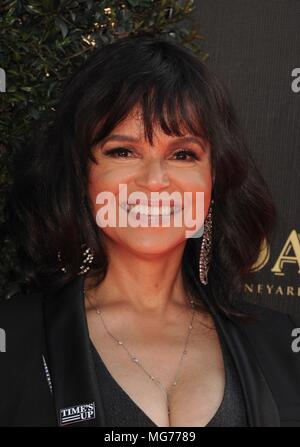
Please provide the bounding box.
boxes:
[42,275,106,427]
[197,283,281,426]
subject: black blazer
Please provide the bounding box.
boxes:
[0,275,300,427]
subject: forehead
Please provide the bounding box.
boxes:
[105,106,203,147]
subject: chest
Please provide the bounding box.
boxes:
[88,310,226,427]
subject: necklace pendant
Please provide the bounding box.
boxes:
[132,357,139,363]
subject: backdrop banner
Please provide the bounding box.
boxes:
[193,0,300,316]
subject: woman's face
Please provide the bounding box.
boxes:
[88,107,213,255]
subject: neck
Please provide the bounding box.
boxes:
[84,239,189,318]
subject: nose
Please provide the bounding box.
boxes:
[135,158,170,191]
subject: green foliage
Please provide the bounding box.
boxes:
[0,0,207,296]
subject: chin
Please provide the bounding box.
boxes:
[104,228,186,255]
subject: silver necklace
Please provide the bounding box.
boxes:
[84,288,196,418]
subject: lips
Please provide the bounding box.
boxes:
[141,200,182,207]
[120,200,183,208]
[120,203,182,216]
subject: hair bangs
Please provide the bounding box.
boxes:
[89,76,209,161]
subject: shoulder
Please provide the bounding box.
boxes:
[231,299,300,370]
[0,289,44,320]
[0,290,45,352]
[232,299,300,329]
[0,291,56,426]
[231,299,300,350]
[230,301,300,425]
[0,290,46,378]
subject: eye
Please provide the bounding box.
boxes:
[172,149,200,161]
[102,147,200,161]
[103,147,135,158]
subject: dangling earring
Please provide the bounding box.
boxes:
[58,243,94,275]
[57,250,67,273]
[77,245,94,275]
[199,200,214,285]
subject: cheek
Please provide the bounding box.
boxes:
[180,171,213,229]
[88,181,100,218]
[87,164,124,215]
[181,167,212,204]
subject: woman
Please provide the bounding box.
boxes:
[1,34,300,427]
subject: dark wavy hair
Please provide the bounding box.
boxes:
[6,34,276,320]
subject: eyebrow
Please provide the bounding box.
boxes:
[99,134,207,150]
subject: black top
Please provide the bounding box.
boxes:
[1,277,300,426]
[90,333,249,427]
